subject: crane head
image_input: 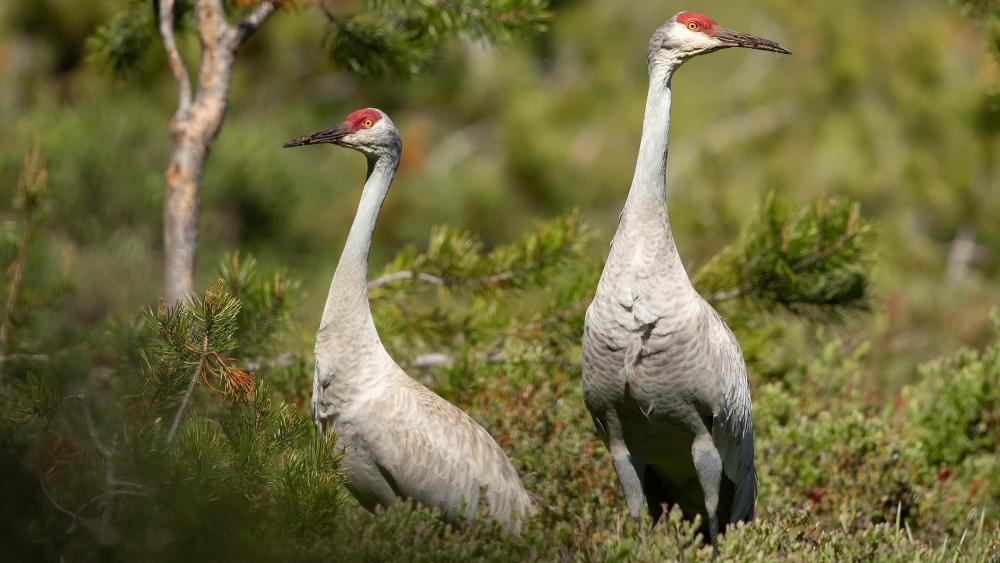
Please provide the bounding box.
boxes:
[283,108,401,158]
[650,12,790,68]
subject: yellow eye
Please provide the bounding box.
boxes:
[687,22,699,31]
[362,118,375,128]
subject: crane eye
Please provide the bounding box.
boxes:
[361,118,375,128]
[687,22,699,31]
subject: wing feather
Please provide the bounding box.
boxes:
[368,367,535,529]
[704,303,757,522]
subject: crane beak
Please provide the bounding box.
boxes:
[283,122,351,148]
[714,27,791,55]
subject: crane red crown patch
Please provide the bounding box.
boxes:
[346,108,383,131]
[676,12,717,34]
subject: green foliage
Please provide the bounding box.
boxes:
[325,11,436,76]
[85,0,158,75]
[0,141,50,386]
[373,0,549,43]
[369,212,589,392]
[86,0,549,77]
[695,193,873,320]
[219,252,297,355]
[372,211,584,293]
[905,314,1000,467]
[327,0,549,76]
[0,260,347,562]
[956,0,1000,61]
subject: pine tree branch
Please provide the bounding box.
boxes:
[158,0,193,114]
[166,334,209,445]
[704,211,864,305]
[371,214,583,293]
[795,205,859,269]
[694,194,873,318]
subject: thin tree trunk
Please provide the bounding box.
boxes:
[158,0,277,304]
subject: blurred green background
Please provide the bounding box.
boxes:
[1,0,997,388]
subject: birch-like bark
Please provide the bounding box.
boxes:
[159,0,277,304]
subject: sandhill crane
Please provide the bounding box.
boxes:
[581,12,790,553]
[283,108,535,531]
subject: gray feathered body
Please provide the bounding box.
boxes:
[311,134,534,532]
[313,339,535,529]
[582,222,756,528]
[581,32,756,533]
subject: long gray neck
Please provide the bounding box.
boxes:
[317,152,400,346]
[619,65,674,233]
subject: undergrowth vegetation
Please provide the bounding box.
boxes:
[1,177,996,559]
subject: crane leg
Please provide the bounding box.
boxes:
[692,433,722,558]
[610,445,645,524]
[603,410,646,526]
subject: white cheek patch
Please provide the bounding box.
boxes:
[675,24,719,51]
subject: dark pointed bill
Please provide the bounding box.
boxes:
[715,28,791,54]
[283,122,351,148]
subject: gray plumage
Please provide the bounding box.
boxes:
[581,12,789,551]
[284,108,535,531]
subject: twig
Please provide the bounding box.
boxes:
[43,394,148,537]
[705,288,743,305]
[158,0,193,115]
[39,476,82,532]
[408,352,455,370]
[0,219,31,381]
[77,394,112,460]
[70,392,122,540]
[795,207,858,269]
[404,298,589,371]
[72,489,147,523]
[0,142,45,385]
[1,352,54,363]
[232,1,278,47]
[166,334,209,445]
[367,266,534,291]
[368,271,447,289]
[503,297,589,338]
[0,344,85,366]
